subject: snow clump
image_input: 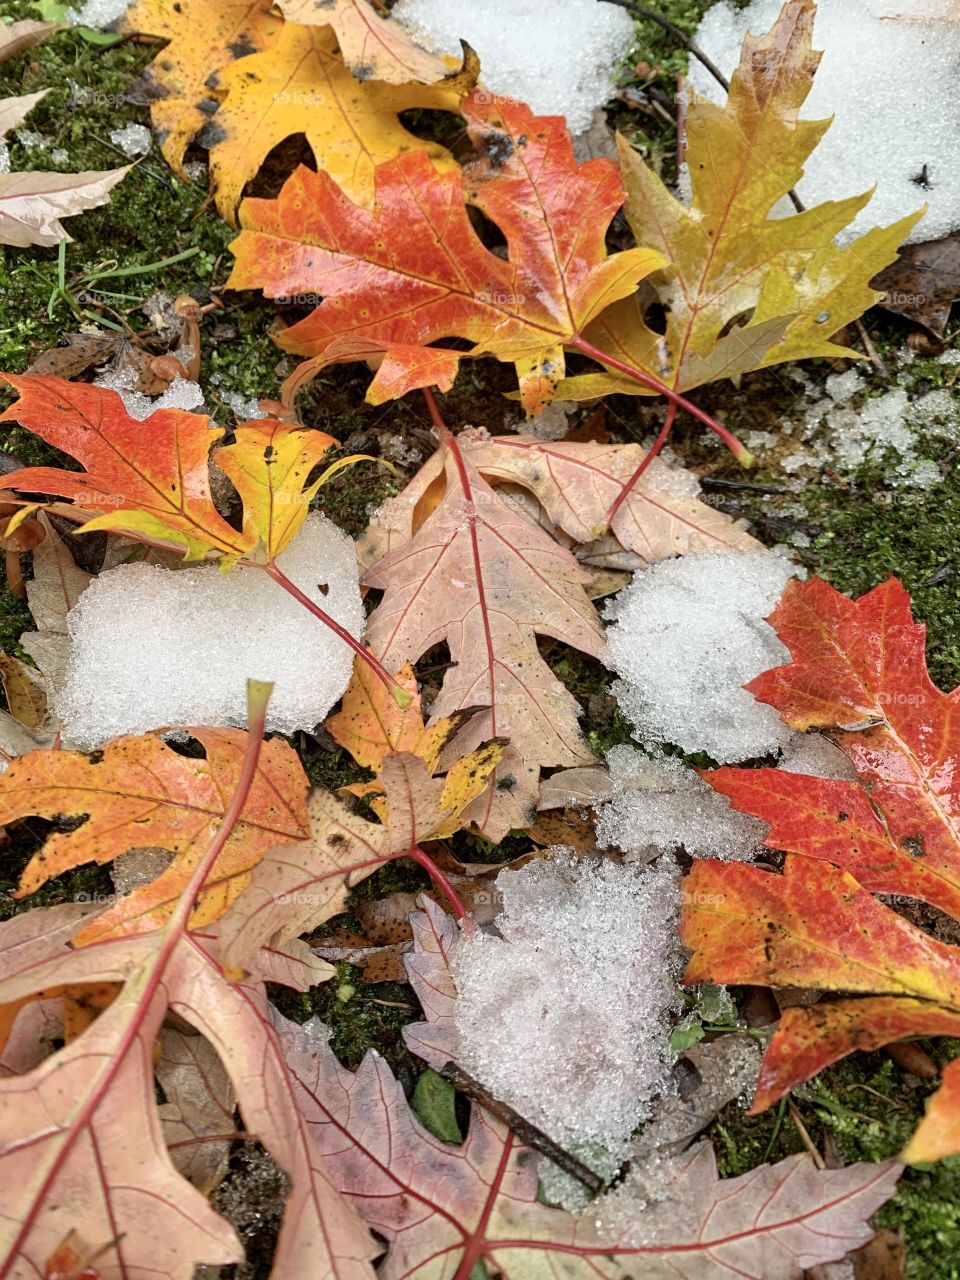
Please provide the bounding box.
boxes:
[602,551,797,763]
[452,851,681,1205]
[392,0,634,134]
[689,0,960,243]
[56,513,364,746]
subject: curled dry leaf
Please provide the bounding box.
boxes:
[0,20,62,63]
[682,575,960,1161]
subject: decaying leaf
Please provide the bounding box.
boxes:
[119,0,283,179]
[157,1027,237,1195]
[555,0,921,401]
[4,726,311,943]
[0,19,62,63]
[682,575,960,1161]
[0,91,49,140]
[228,92,665,415]
[0,166,131,249]
[874,229,960,339]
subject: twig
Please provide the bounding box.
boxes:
[787,1101,825,1169]
[89,134,175,191]
[608,1,730,91]
[439,1061,607,1195]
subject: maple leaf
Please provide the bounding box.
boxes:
[218,722,500,976]
[2,725,310,943]
[0,166,131,249]
[277,0,452,85]
[0,689,377,1280]
[228,92,666,416]
[0,375,343,564]
[555,0,921,403]
[268,901,900,1280]
[680,574,960,1161]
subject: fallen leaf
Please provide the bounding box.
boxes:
[267,901,901,1279]
[554,0,920,401]
[364,445,603,835]
[0,376,341,564]
[5,726,311,943]
[157,1026,237,1195]
[0,90,49,139]
[119,0,283,179]
[206,21,475,221]
[0,167,131,249]
[0,19,62,63]
[228,91,665,415]
[681,574,960,1161]
[873,229,960,338]
[219,744,498,974]
[277,0,452,84]
[0,907,373,1280]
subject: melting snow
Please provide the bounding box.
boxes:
[55,514,364,746]
[452,851,681,1207]
[689,0,960,243]
[602,551,797,764]
[392,0,634,135]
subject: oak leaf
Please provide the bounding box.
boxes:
[269,902,901,1280]
[3,726,311,943]
[0,376,339,564]
[228,92,666,415]
[681,575,960,1161]
[555,0,921,402]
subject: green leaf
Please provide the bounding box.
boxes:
[411,1068,461,1144]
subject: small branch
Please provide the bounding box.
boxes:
[608,1,730,91]
[440,1060,607,1196]
[262,561,410,707]
[604,400,677,526]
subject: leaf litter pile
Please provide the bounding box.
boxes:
[1,0,960,1276]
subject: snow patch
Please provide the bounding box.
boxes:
[67,0,131,27]
[392,0,634,135]
[56,513,364,746]
[452,851,681,1207]
[597,745,769,861]
[108,123,152,158]
[602,551,797,764]
[689,0,960,243]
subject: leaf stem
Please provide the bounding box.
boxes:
[604,399,678,526]
[407,844,468,920]
[570,337,753,466]
[262,561,410,707]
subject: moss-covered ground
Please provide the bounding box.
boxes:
[1,0,959,1273]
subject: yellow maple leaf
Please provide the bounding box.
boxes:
[556,0,923,402]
